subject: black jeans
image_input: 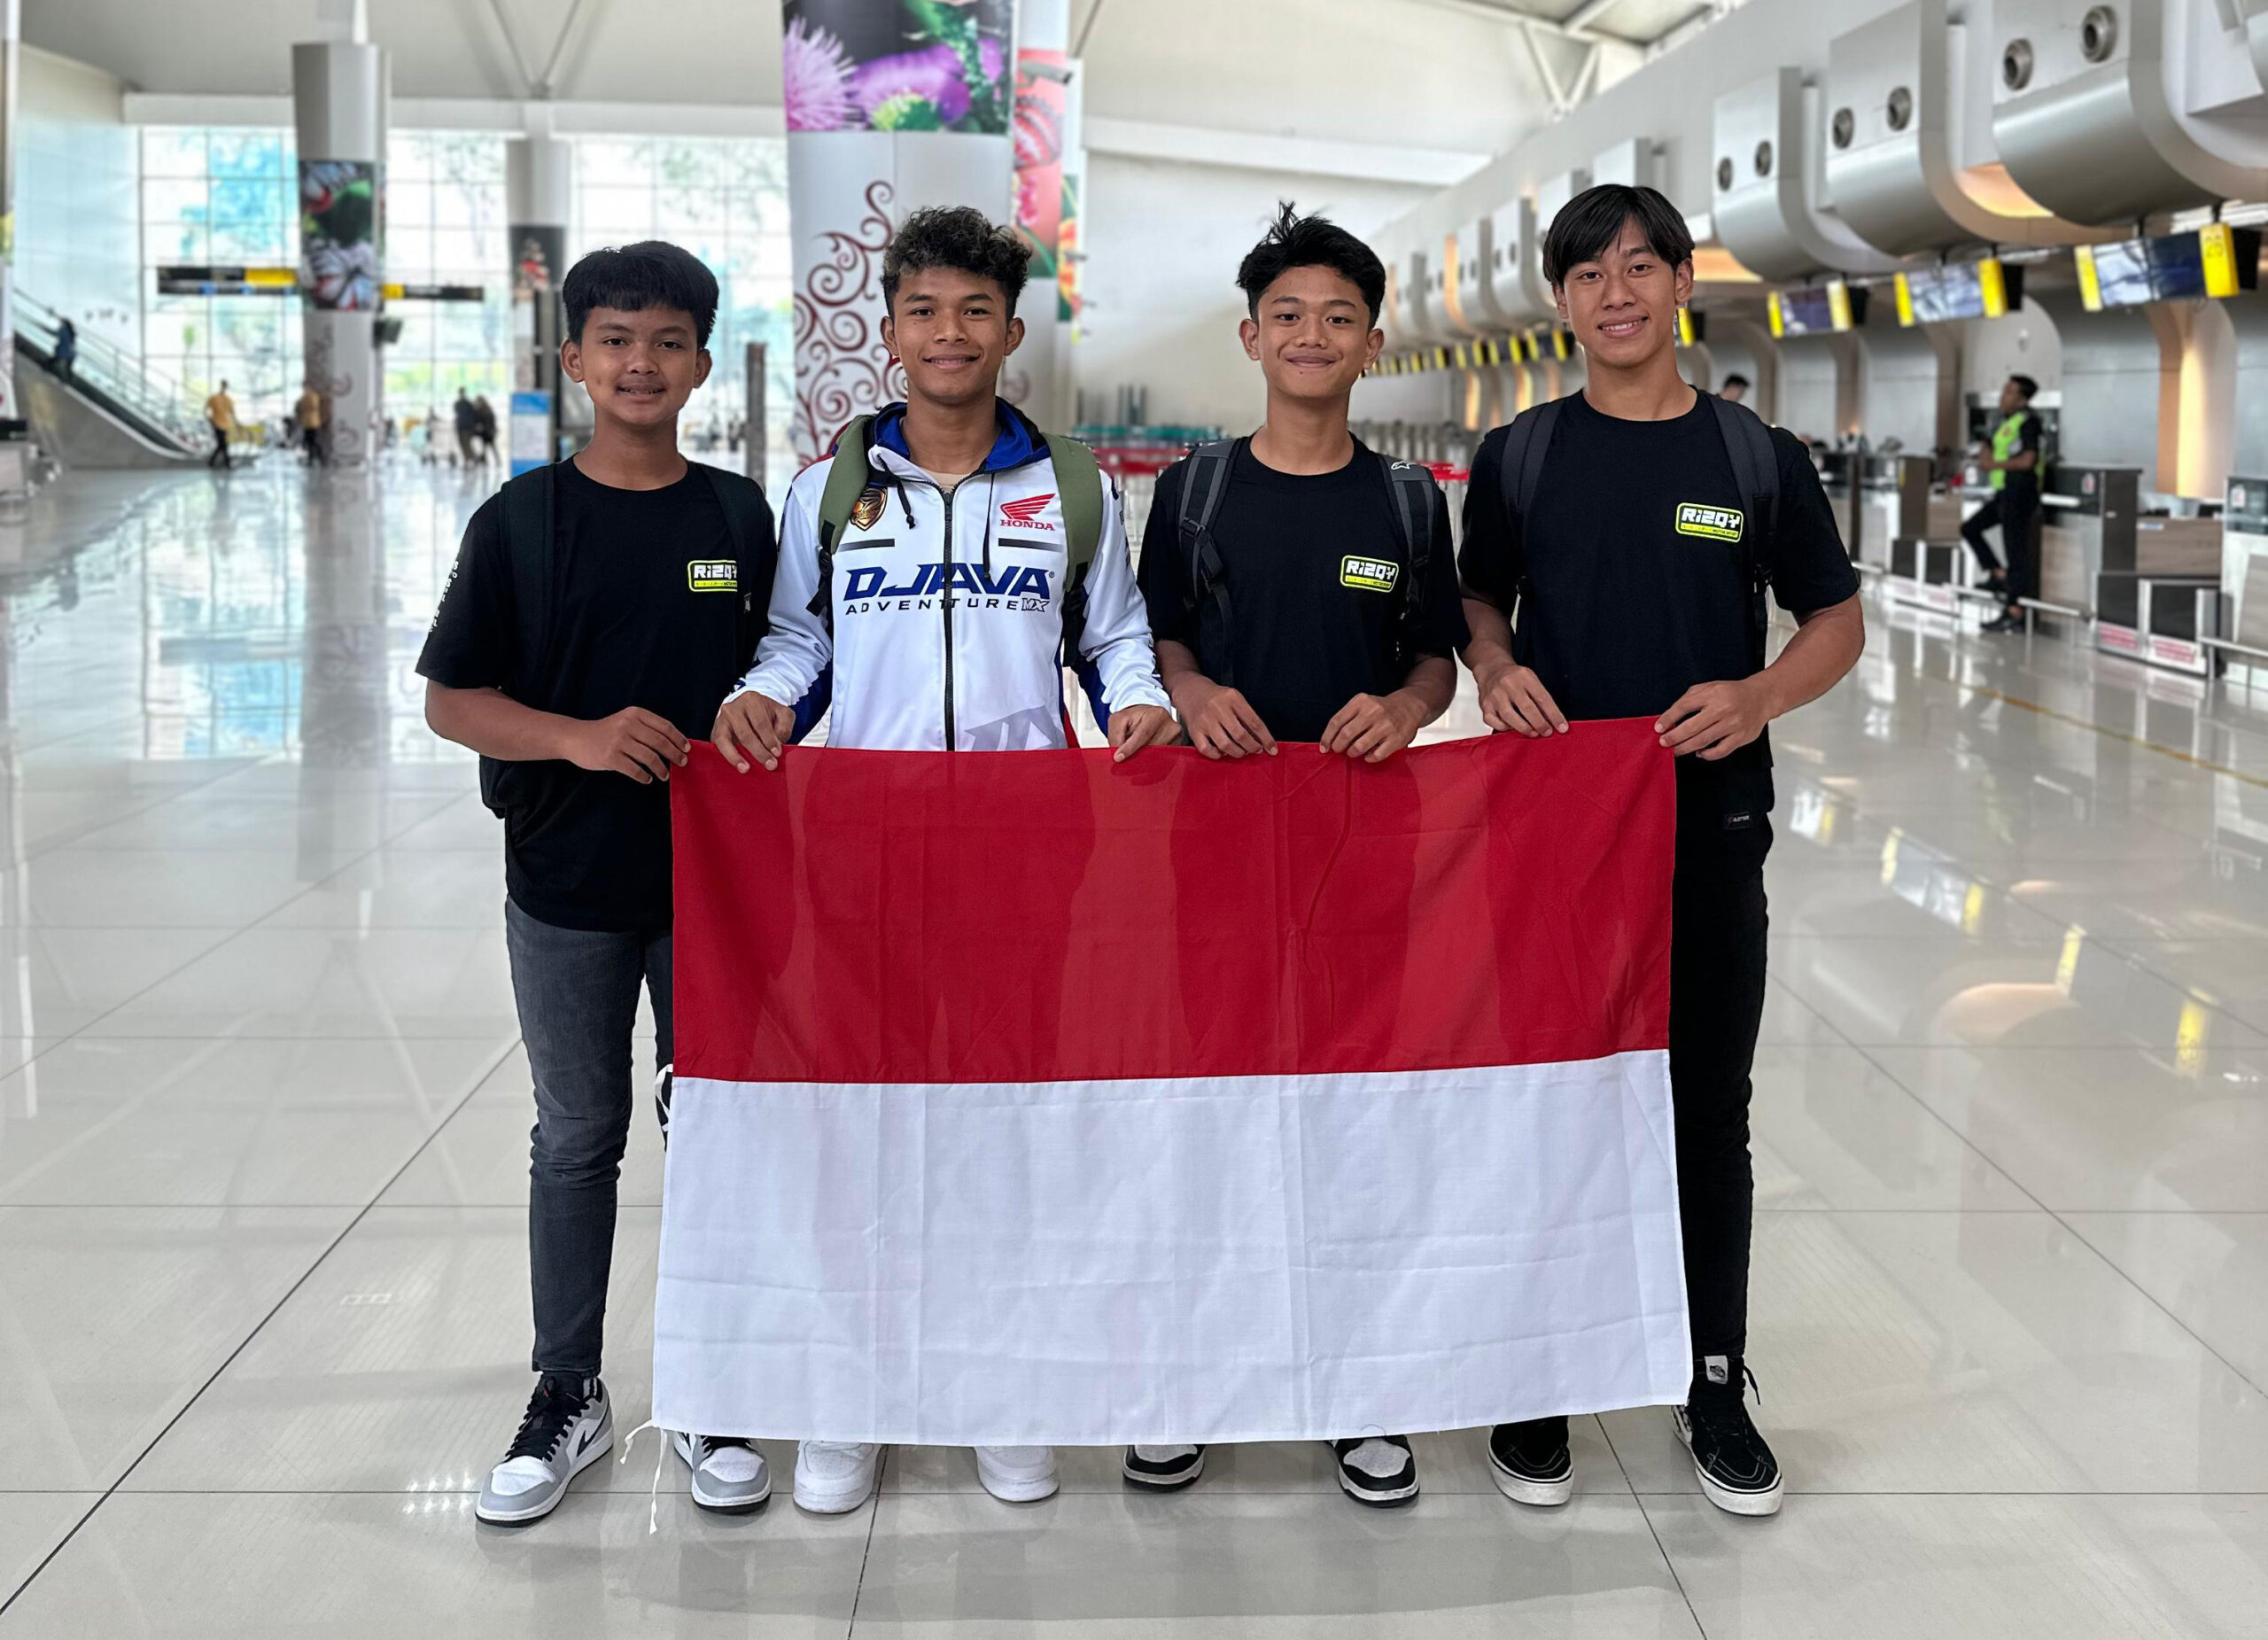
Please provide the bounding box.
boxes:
[1502,823,1768,1436]
[1961,486,2039,604]
[208,425,230,469]
[504,898,673,1377]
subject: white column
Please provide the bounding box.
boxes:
[781,0,1019,462]
[507,113,573,470]
[292,33,387,468]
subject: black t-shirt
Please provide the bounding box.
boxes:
[416,460,750,933]
[1138,439,1469,742]
[1457,391,1858,830]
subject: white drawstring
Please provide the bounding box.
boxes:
[617,1417,667,1535]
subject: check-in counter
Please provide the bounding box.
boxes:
[1881,455,1974,613]
[2221,478,2268,686]
[2081,474,2225,674]
[2039,464,2139,619]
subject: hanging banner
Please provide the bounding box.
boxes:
[298,160,382,312]
[781,0,1020,461]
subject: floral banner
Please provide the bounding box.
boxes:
[298,160,382,313]
[784,0,1013,136]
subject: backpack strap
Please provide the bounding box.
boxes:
[693,462,777,673]
[1041,432,1107,668]
[1379,453,1438,672]
[1491,399,1561,621]
[808,414,877,636]
[501,462,558,701]
[1703,392,1782,671]
[1176,438,1240,687]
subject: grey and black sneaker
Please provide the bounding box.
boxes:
[1487,1416,1574,1507]
[1674,1356,1783,1517]
[1122,1445,1206,1489]
[673,1431,772,1512]
[476,1374,613,1525]
[1330,1435,1418,1507]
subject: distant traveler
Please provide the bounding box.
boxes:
[474,393,501,464]
[1127,203,1466,1507]
[1961,374,2042,633]
[419,241,781,1526]
[296,383,326,466]
[1719,373,1747,404]
[1458,183,1864,1520]
[711,204,1176,1517]
[52,318,76,382]
[453,388,478,466]
[204,380,236,470]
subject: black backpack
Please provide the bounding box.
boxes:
[476,459,776,815]
[1497,391,1781,668]
[1174,438,1439,688]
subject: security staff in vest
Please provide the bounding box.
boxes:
[1457,183,1864,1519]
[1960,375,2043,633]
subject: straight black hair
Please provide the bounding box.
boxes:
[1542,183,1696,286]
[1237,203,1387,324]
[2009,374,2039,401]
[883,206,1032,315]
[1722,373,1751,392]
[561,240,719,346]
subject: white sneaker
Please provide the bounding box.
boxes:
[672,1431,772,1512]
[794,1441,883,1513]
[974,1444,1059,1503]
[475,1375,613,1525]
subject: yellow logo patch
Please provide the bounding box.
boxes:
[1340,555,1401,594]
[687,560,736,592]
[1674,503,1745,542]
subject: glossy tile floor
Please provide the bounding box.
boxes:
[1,462,2265,1636]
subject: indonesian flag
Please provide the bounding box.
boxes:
[654,724,1689,1446]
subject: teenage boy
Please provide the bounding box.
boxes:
[421,241,781,1526]
[1115,205,1463,1510]
[712,205,1176,1515]
[1458,184,1865,1519]
[1961,374,2042,632]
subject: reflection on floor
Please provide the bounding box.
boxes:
[1,463,2265,1637]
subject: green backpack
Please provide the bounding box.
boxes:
[808,414,1107,652]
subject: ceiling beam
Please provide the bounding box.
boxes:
[1084,116,1489,187]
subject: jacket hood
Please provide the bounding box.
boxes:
[866,398,1048,474]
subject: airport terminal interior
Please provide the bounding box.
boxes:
[4,0,2268,1633]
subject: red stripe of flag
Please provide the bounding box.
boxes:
[672,723,1674,1087]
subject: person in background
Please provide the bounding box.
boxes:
[52,318,77,382]
[454,388,478,466]
[296,382,327,466]
[1960,374,2042,633]
[204,380,236,470]
[475,394,501,465]
[1719,373,1748,405]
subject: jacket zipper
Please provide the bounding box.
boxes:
[939,484,957,750]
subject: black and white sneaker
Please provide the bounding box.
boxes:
[1674,1356,1783,1517]
[1487,1417,1574,1507]
[1122,1445,1206,1489]
[673,1431,772,1512]
[1329,1435,1418,1507]
[476,1374,613,1524]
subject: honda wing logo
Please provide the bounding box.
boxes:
[999,494,1057,532]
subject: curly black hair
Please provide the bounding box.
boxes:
[882,206,1033,315]
[1235,203,1386,323]
[561,240,719,346]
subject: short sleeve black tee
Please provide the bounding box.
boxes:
[1457,391,1858,824]
[1138,439,1469,742]
[416,460,757,933]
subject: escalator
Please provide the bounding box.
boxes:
[12,291,206,468]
